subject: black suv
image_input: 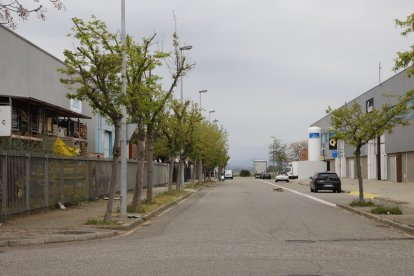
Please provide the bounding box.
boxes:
[310,172,341,193]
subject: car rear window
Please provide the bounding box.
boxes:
[318,173,339,179]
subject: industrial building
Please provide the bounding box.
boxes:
[310,68,414,183]
[0,24,115,157]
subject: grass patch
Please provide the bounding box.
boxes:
[349,199,376,207]
[186,182,211,189]
[85,218,120,225]
[128,190,188,214]
[371,205,403,215]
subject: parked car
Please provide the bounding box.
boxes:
[260,172,272,179]
[310,172,341,193]
[275,172,289,182]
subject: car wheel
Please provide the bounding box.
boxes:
[286,180,289,183]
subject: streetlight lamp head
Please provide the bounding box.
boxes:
[199,90,207,93]
[180,45,193,51]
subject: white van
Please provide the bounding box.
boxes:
[224,170,233,179]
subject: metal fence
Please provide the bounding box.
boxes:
[0,152,169,216]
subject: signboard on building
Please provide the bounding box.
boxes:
[0,106,11,136]
[70,99,82,113]
[328,132,337,150]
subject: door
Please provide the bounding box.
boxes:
[389,155,397,182]
[104,131,110,158]
[380,142,387,180]
[367,140,376,179]
[349,159,355,179]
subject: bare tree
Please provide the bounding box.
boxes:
[0,0,64,29]
[269,137,288,173]
[288,140,307,161]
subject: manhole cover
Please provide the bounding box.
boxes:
[55,230,94,235]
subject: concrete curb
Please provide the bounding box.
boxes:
[0,188,200,248]
[103,188,198,231]
[337,204,414,236]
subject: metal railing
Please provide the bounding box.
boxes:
[0,152,169,216]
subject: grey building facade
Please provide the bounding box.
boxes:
[311,69,414,182]
[0,25,114,157]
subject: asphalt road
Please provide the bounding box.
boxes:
[1,177,414,275]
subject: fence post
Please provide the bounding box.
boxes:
[1,152,7,216]
[44,155,49,209]
[25,154,30,212]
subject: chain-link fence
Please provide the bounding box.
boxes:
[0,152,169,216]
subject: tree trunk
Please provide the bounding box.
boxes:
[198,160,203,185]
[146,126,154,204]
[177,159,183,191]
[355,147,365,202]
[192,160,197,184]
[131,121,145,212]
[168,155,174,192]
[103,118,121,222]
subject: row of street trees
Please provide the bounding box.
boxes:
[59,17,229,222]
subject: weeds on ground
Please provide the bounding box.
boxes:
[127,190,188,214]
[66,193,88,207]
[349,199,376,207]
[85,218,120,225]
[371,205,403,215]
[186,181,210,189]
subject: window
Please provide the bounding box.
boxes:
[366,98,374,113]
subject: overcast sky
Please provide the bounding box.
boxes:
[13,0,413,168]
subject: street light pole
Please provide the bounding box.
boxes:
[120,0,127,218]
[199,89,207,113]
[179,45,192,104]
[208,110,215,121]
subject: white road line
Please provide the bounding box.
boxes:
[159,207,173,216]
[177,192,196,205]
[260,179,337,208]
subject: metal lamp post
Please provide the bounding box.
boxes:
[120,0,127,218]
[199,89,207,113]
[179,45,192,104]
[208,110,215,121]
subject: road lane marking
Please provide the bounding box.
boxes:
[259,179,337,208]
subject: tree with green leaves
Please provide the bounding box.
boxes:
[327,93,414,202]
[197,121,230,178]
[170,99,203,190]
[0,0,64,29]
[124,34,167,212]
[394,13,414,77]
[59,17,123,222]
[143,31,193,203]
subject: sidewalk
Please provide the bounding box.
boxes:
[0,186,196,247]
[297,177,414,235]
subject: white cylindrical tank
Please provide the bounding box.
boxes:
[308,126,321,161]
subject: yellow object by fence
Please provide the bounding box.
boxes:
[53,137,79,156]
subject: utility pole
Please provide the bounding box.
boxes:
[120,0,127,218]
